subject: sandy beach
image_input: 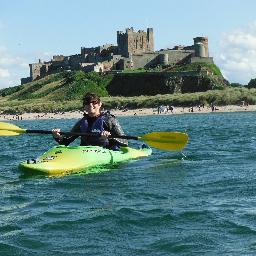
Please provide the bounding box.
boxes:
[0,104,254,121]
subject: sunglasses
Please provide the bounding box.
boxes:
[84,100,99,106]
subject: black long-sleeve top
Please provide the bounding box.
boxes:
[54,112,128,148]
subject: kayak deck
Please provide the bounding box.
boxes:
[19,145,152,175]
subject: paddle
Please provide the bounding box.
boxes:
[0,122,188,151]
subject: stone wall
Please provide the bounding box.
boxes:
[52,55,65,62]
[21,77,32,85]
[122,50,195,70]
[189,56,214,64]
[130,53,159,69]
[168,50,194,64]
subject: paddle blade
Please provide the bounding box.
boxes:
[0,122,27,136]
[139,131,188,151]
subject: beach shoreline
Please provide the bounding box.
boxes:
[0,104,254,121]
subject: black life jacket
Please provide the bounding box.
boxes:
[80,115,109,147]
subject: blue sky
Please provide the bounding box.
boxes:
[1,0,256,89]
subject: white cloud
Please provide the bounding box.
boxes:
[0,46,30,89]
[0,47,27,66]
[0,45,55,89]
[0,68,10,78]
[215,21,256,85]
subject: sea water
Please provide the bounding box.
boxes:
[1,111,256,255]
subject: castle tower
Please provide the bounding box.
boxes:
[117,27,154,57]
[193,37,209,57]
[146,28,154,52]
[194,43,206,57]
[29,61,44,80]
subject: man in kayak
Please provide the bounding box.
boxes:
[52,92,128,150]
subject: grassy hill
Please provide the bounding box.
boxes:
[1,71,112,100]
[0,64,255,114]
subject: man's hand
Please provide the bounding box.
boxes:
[101,131,111,139]
[52,128,61,139]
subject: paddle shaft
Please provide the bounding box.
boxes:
[0,122,188,150]
[26,129,138,140]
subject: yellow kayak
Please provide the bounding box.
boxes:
[19,145,152,175]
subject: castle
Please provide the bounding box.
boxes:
[21,27,213,84]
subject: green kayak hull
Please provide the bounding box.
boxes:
[19,145,152,175]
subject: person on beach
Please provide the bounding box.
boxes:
[52,92,128,150]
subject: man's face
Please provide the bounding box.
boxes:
[84,100,102,117]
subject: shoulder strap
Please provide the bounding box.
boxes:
[80,116,88,133]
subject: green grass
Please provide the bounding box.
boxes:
[0,71,112,102]
[1,87,255,114]
[166,62,223,76]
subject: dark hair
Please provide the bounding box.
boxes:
[83,92,101,106]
